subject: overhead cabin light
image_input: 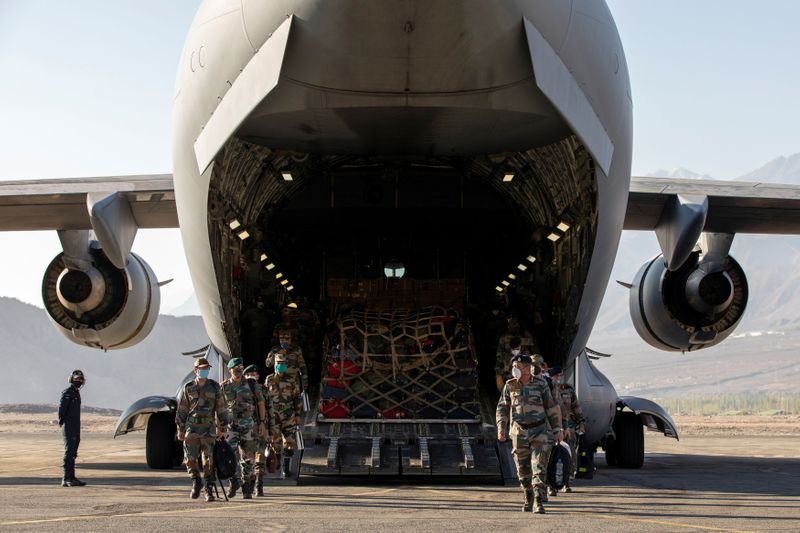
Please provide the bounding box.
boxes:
[501,280,510,287]
[287,301,298,308]
[286,285,295,292]
[265,263,275,270]
[281,171,294,182]
[547,233,561,242]
[260,253,268,262]
[502,172,515,183]
[517,264,528,272]
[280,279,289,286]
[526,255,536,263]
[508,273,517,280]
[237,230,250,240]
[495,286,504,293]
[383,260,406,279]
[275,273,284,280]
[229,219,241,230]
[557,221,571,232]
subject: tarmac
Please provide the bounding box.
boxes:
[0,432,797,532]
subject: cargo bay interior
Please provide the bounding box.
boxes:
[207,134,598,406]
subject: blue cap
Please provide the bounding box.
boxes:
[510,354,532,365]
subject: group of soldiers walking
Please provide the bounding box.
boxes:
[175,327,307,502]
[494,316,585,514]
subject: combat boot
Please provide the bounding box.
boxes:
[227,477,241,498]
[533,493,545,514]
[563,482,572,493]
[539,486,548,503]
[548,485,558,497]
[242,481,253,500]
[256,474,264,497]
[522,489,533,512]
[61,478,86,487]
[204,479,216,502]
[190,477,202,499]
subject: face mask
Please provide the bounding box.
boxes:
[511,367,522,379]
[511,349,521,356]
[275,363,287,374]
[245,375,257,381]
[71,380,84,389]
[197,368,210,379]
[280,342,290,349]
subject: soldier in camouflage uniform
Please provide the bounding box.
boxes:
[176,357,230,502]
[266,329,309,391]
[246,365,273,496]
[496,354,562,513]
[221,357,266,499]
[271,306,302,346]
[266,352,303,478]
[494,317,538,391]
[549,366,585,492]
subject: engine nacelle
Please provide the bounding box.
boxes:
[42,248,160,350]
[629,251,748,352]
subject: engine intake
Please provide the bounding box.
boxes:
[42,248,160,350]
[629,251,748,352]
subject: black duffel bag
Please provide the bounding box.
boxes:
[546,442,572,490]
[214,438,237,481]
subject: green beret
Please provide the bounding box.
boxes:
[244,364,258,374]
[227,357,244,369]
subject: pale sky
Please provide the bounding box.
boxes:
[1,1,799,311]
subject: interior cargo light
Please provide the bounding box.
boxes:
[384,260,406,279]
[557,221,571,232]
[229,219,241,230]
[495,286,504,292]
[281,171,294,182]
[275,273,283,280]
[280,279,289,286]
[508,273,517,280]
[286,285,295,292]
[260,253,268,262]
[265,263,275,270]
[517,263,528,271]
[547,233,561,242]
[237,230,250,240]
[501,280,510,287]
[287,301,297,308]
[502,172,515,183]
[526,255,536,263]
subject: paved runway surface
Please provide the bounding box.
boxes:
[0,433,797,532]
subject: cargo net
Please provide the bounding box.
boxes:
[319,306,480,421]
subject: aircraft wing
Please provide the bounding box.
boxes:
[625,176,800,234]
[0,174,177,231]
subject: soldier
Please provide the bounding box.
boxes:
[271,306,301,346]
[549,366,586,493]
[246,365,272,497]
[58,369,86,487]
[496,354,562,514]
[176,358,230,502]
[494,316,538,391]
[265,329,309,391]
[221,358,266,499]
[266,352,303,478]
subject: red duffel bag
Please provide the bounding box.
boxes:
[319,399,350,418]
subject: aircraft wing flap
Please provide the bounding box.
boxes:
[626,176,800,234]
[0,174,178,231]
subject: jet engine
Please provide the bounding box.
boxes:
[41,247,161,350]
[628,250,748,352]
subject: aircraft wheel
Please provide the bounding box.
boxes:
[612,411,644,469]
[146,412,180,469]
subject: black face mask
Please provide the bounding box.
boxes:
[71,380,84,388]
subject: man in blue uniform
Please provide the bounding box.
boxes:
[58,369,86,487]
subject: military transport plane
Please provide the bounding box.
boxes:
[2,1,800,478]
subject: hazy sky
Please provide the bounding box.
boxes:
[1,1,799,311]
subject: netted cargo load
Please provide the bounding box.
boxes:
[319,306,480,421]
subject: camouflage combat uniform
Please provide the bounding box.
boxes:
[265,344,309,390]
[494,331,538,380]
[266,372,303,457]
[496,376,561,498]
[221,377,265,490]
[176,379,230,481]
[255,381,273,477]
[558,382,585,479]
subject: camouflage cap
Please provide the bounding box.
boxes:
[227,357,244,369]
[243,364,258,374]
[194,357,211,368]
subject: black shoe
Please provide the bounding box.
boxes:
[282,457,292,479]
[204,480,216,502]
[227,478,241,498]
[242,482,253,500]
[190,478,202,499]
[564,484,572,493]
[548,486,558,497]
[256,475,264,497]
[522,490,533,512]
[62,478,86,487]
[534,496,546,514]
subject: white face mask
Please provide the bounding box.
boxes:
[511,367,522,379]
[511,349,521,356]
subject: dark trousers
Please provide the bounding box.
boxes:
[62,427,80,479]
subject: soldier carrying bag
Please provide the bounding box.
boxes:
[546,441,572,490]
